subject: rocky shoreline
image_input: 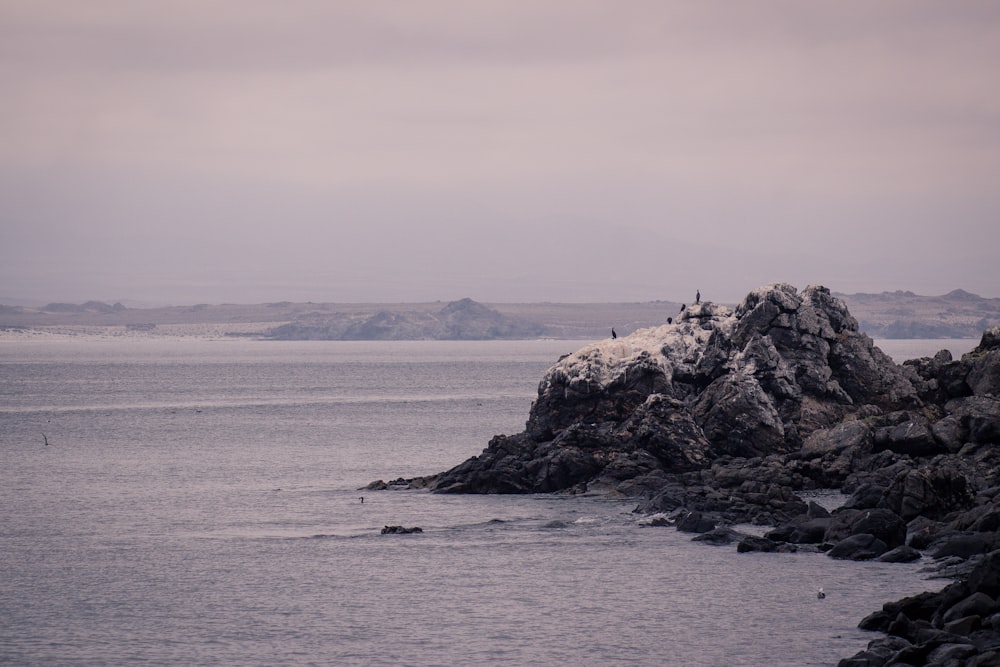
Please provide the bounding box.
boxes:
[369,283,1000,666]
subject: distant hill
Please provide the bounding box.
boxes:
[268,298,546,340]
[836,289,1000,339]
[2,289,997,340]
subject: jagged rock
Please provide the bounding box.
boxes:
[966,327,1000,396]
[879,465,975,521]
[691,372,787,457]
[873,416,944,456]
[417,283,924,497]
[801,420,873,458]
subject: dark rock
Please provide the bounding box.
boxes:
[878,545,922,563]
[940,396,1000,445]
[932,533,1000,560]
[942,615,981,636]
[879,465,975,521]
[906,515,948,549]
[942,592,996,625]
[837,635,912,667]
[801,420,872,458]
[966,328,1000,396]
[737,535,780,553]
[676,511,716,534]
[927,641,978,665]
[873,417,944,456]
[691,526,741,545]
[827,533,889,560]
[381,525,423,534]
[806,500,832,518]
[967,550,1000,599]
[971,651,1000,666]
[824,508,906,549]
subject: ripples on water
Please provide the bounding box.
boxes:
[0,338,953,666]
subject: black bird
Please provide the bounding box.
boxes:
[667,317,672,324]
[41,432,49,446]
[680,304,686,312]
[611,328,617,339]
[696,289,701,304]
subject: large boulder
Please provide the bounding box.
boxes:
[878,465,975,521]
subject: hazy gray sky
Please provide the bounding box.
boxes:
[2,1,999,304]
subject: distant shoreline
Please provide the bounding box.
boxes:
[2,289,999,341]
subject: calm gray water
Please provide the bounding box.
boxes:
[0,337,965,666]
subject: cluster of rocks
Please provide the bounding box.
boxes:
[370,283,1000,665]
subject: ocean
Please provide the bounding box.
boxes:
[0,336,977,666]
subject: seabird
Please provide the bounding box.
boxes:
[817,588,826,599]
[696,290,700,304]
[611,328,617,339]
[41,432,49,446]
[667,317,672,324]
[680,304,686,312]
[359,497,364,504]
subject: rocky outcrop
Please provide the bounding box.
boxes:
[370,284,1000,665]
[412,284,922,499]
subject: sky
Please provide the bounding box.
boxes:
[2,1,999,305]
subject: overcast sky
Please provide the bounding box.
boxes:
[2,1,998,305]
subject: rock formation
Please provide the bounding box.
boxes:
[372,282,1000,665]
[415,284,923,502]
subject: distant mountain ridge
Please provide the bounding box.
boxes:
[268,298,546,340]
[1,288,998,340]
[834,289,1000,339]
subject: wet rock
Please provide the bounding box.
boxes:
[737,535,780,553]
[691,526,741,545]
[381,525,423,534]
[827,533,889,560]
[676,510,716,534]
[878,545,922,563]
